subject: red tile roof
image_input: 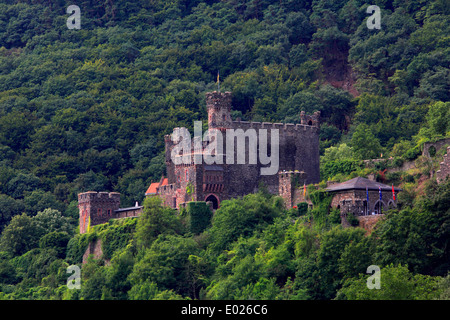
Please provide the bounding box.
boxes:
[145,177,169,195]
[145,182,160,195]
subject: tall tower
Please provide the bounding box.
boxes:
[78,191,121,234]
[206,91,232,130]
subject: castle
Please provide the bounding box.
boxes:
[78,91,321,233]
[148,91,320,210]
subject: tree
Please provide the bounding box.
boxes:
[6,173,41,199]
[336,264,443,300]
[0,194,25,232]
[128,280,160,300]
[312,226,366,299]
[0,213,40,256]
[33,208,74,236]
[207,192,283,252]
[39,231,70,259]
[129,234,199,297]
[73,171,110,194]
[373,179,450,276]
[425,101,449,137]
[103,247,135,300]
[80,257,107,300]
[134,197,183,249]
[0,110,34,152]
[351,123,383,160]
[321,143,354,163]
[23,190,66,217]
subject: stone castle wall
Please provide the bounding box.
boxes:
[436,146,450,184]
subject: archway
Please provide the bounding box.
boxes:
[387,200,396,209]
[205,194,219,210]
[374,200,386,214]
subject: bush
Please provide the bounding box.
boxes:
[346,213,359,227]
[321,160,361,181]
[66,233,94,264]
[329,208,341,225]
[391,157,404,168]
[385,171,403,185]
[39,231,70,259]
[404,146,421,161]
[297,202,308,216]
[99,218,137,260]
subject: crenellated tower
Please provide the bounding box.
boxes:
[206,91,233,130]
[78,191,121,234]
[300,110,320,127]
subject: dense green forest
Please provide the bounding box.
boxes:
[0,0,449,300]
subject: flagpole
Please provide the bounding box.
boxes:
[366,187,369,216]
[217,71,220,92]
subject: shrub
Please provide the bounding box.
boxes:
[404,146,421,161]
[346,213,359,227]
[297,202,308,216]
[329,208,341,224]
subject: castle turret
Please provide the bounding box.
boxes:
[78,191,121,234]
[300,110,320,127]
[278,170,307,208]
[206,91,232,130]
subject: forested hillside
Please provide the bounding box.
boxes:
[0,0,449,300]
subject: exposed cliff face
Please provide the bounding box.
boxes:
[82,238,110,265]
[323,59,359,97]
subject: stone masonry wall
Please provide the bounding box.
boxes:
[78,192,121,234]
[436,146,450,184]
[82,238,104,264]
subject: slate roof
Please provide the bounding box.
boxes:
[325,177,402,192]
[115,206,143,213]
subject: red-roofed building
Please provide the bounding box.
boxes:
[145,177,169,196]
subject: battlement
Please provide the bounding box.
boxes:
[300,111,320,127]
[279,170,307,178]
[78,191,121,203]
[206,91,232,108]
[232,119,319,132]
